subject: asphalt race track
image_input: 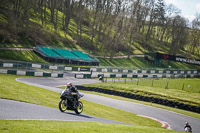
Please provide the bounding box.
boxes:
[1,77,200,132]
[0,99,125,125]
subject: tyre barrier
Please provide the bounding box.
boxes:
[76,86,200,114]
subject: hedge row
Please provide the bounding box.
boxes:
[76,86,200,114]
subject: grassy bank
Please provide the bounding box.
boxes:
[79,90,200,119]
[83,78,200,107]
[1,49,200,69]
[0,74,161,128]
[0,50,47,63]
[0,120,182,133]
[98,57,200,69]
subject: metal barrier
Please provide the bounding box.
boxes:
[0,69,63,78]
[0,59,199,74]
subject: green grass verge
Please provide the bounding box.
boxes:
[98,57,148,68]
[126,78,200,93]
[98,57,200,69]
[83,78,200,107]
[0,50,47,63]
[0,74,162,128]
[0,120,182,133]
[79,90,200,119]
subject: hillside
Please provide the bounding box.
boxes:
[0,0,200,69]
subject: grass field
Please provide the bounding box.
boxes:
[79,90,200,119]
[0,50,47,63]
[83,78,200,107]
[125,78,200,93]
[0,74,162,128]
[0,120,182,133]
[99,58,200,69]
[0,74,198,132]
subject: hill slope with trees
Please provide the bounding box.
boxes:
[0,0,200,60]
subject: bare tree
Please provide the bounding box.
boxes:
[189,14,200,55]
[169,15,188,55]
[145,0,156,42]
[63,0,75,33]
[160,4,180,43]
[75,0,84,44]
[90,0,102,50]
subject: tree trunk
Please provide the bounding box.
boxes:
[64,0,75,33]
[40,0,44,25]
[55,9,58,31]
[50,0,55,26]
[44,0,47,25]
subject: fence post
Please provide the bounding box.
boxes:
[137,78,139,86]
[165,81,169,89]
[125,79,126,84]
[182,83,184,90]
[151,79,154,87]
[26,62,28,70]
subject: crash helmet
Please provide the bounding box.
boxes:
[185,122,189,125]
[67,82,73,88]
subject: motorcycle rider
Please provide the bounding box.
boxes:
[184,122,192,132]
[65,82,80,108]
[99,74,104,82]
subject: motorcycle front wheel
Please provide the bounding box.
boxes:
[75,101,83,114]
[59,99,67,112]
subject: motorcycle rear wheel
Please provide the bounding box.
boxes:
[59,99,67,112]
[75,101,83,114]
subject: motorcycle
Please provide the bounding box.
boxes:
[184,127,192,132]
[59,89,84,114]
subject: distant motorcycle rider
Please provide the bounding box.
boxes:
[65,82,80,108]
[184,122,192,132]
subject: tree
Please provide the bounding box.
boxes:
[90,0,101,51]
[145,0,156,42]
[169,15,188,55]
[0,0,199,58]
[159,4,180,43]
[189,14,200,55]
[75,0,84,44]
[154,0,165,24]
[63,0,75,33]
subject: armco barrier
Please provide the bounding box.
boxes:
[0,69,63,78]
[76,86,200,114]
[75,73,200,79]
[0,61,199,75]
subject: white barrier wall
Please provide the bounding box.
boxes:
[116,74,122,78]
[123,70,128,73]
[17,71,26,75]
[32,64,41,68]
[34,72,43,76]
[49,66,58,70]
[3,63,13,67]
[76,75,84,78]
[65,67,72,71]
